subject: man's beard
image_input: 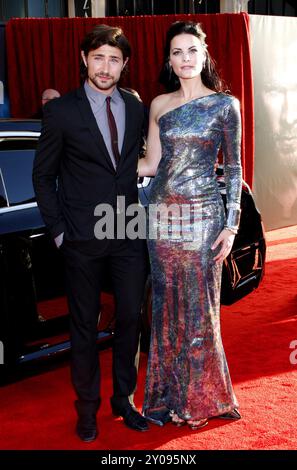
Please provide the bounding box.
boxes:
[88,73,119,91]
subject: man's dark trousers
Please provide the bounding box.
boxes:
[61,237,147,408]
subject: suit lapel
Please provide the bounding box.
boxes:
[75,87,115,172]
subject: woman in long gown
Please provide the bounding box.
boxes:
[138,21,242,430]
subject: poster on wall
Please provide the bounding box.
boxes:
[0,24,10,117]
[251,15,297,230]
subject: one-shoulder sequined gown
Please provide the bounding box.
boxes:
[143,93,242,421]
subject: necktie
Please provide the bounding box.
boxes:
[106,96,120,166]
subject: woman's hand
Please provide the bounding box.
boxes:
[211,228,236,263]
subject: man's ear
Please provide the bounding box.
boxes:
[81,51,87,67]
[122,57,129,71]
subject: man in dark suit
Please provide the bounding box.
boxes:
[33,24,148,442]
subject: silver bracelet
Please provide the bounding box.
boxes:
[224,225,238,235]
[226,208,241,229]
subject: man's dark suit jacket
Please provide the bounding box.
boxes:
[32,86,145,243]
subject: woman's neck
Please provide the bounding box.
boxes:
[176,77,209,101]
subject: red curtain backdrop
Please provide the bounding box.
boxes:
[5,13,254,186]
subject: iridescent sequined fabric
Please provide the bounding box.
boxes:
[143,93,242,420]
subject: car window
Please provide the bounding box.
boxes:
[0,138,38,206]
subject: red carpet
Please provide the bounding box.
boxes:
[0,228,296,450]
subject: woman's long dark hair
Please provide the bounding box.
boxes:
[159,21,224,93]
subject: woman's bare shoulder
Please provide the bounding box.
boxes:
[150,93,175,120]
[150,93,171,109]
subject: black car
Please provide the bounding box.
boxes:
[0,119,266,375]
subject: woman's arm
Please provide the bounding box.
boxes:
[138,97,162,177]
[221,96,243,232]
[212,97,242,263]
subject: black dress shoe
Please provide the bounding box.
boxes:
[75,399,100,442]
[76,417,97,442]
[219,408,241,420]
[111,402,149,432]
